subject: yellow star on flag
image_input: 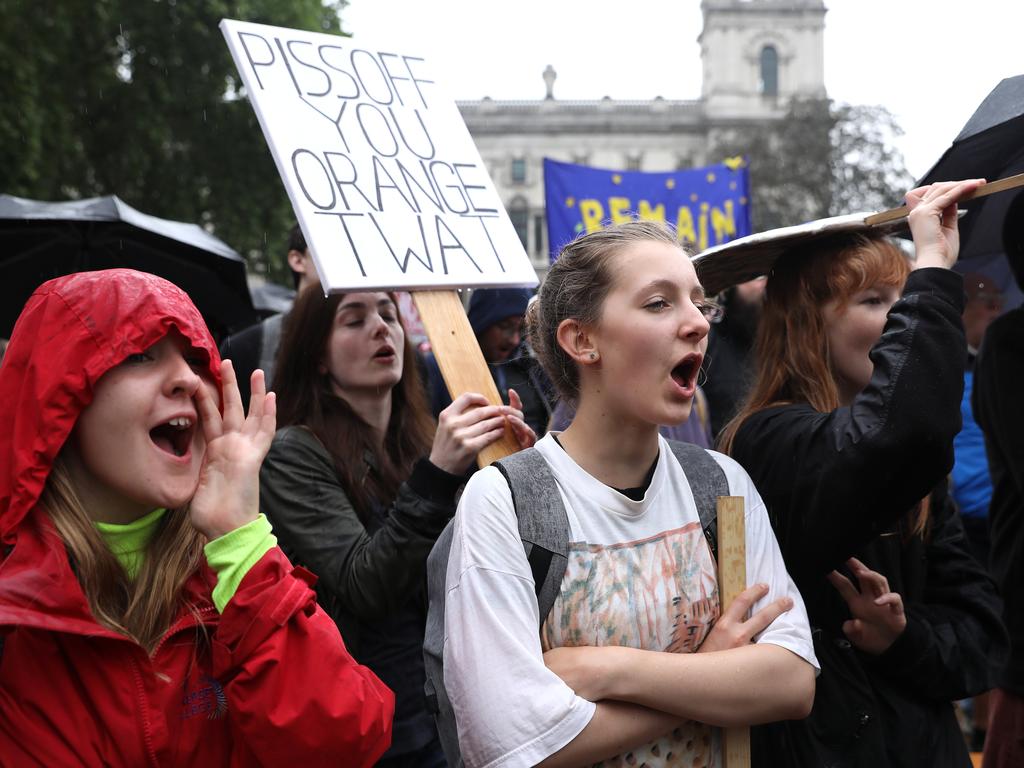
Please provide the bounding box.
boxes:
[666,178,676,189]
[706,172,716,183]
[611,174,622,185]
[565,197,576,208]
[723,156,746,170]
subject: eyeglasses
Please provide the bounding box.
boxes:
[494,318,525,340]
[697,300,724,324]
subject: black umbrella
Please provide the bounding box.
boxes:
[0,194,258,339]
[249,281,295,318]
[917,75,1024,271]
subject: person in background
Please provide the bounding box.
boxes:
[425,287,554,438]
[974,198,1024,768]
[952,271,1004,752]
[720,180,1007,768]
[954,272,1004,563]
[0,269,393,767]
[260,285,535,767]
[703,275,766,438]
[220,224,319,408]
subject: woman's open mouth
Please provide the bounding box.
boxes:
[373,345,397,363]
[670,354,703,395]
[149,416,195,458]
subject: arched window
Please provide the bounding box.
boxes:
[760,45,779,97]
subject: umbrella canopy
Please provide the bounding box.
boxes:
[0,194,257,339]
[917,75,1024,265]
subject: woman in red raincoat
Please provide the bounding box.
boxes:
[0,269,394,767]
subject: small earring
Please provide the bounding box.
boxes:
[589,352,598,361]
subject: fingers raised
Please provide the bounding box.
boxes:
[827,570,860,604]
[848,557,889,597]
[194,379,223,443]
[725,583,770,621]
[219,360,245,433]
[743,596,794,638]
[508,388,523,412]
[874,592,905,614]
[507,415,537,449]
[247,369,266,424]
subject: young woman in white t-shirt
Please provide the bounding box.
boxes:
[443,221,819,768]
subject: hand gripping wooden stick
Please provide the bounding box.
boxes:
[413,290,521,468]
[864,172,1024,226]
[717,496,751,768]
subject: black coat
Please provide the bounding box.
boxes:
[973,306,1024,694]
[731,269,1007,768]
[259,425,461,657]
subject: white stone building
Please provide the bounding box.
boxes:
[458,0,827,275]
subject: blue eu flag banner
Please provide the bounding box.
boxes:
[543,157,751,262]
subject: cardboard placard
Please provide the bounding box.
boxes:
[221,19,537,293]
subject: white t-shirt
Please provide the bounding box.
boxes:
[443,433,818,768]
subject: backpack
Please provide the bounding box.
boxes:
[422,440,729,767]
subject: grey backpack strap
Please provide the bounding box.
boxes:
[422,519,461,763]
[258,313,284,388]
[493,448,570,623]
[666,440,729,558]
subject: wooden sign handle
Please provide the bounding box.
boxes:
[864,172,1024,226]
[413,290,521,468]
[717,496,751,768]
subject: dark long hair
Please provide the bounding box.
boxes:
[274,286,435,517]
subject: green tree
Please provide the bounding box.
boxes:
[709,98,914,233]
[0,0,348,284]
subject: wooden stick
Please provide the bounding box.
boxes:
[717,496,751,768]
[413,289,521,468]
[864,172,1024,226]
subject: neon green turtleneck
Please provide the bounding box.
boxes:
[95,510,277,612]
[95,507,166,581]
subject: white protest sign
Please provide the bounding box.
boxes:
[221,19,537,292]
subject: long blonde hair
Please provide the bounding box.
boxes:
[40,456,206,653]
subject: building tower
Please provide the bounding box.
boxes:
[700,0,827,120]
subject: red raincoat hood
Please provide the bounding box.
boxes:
[0,268,221,546]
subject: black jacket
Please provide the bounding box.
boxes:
[259,425,461,657]
[973,306,1024,694]
[732,269,1007,768]
[704,307,757,437]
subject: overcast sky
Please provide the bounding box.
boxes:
[346,0,1023,183]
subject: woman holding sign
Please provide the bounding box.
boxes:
[719,180,1007,768]
[440,221,818,768]
[260,285,535,766]
[0,269,394,767]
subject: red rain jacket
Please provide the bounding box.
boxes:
[0,270,394,767]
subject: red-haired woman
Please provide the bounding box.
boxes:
[720,181,1008,768]
[260,287,534,766]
